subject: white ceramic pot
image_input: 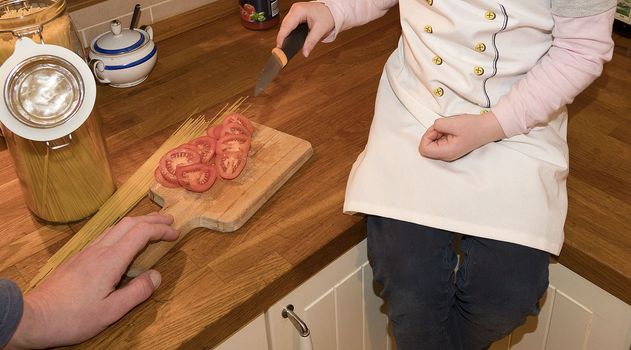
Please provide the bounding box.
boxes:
[89,20,157,88]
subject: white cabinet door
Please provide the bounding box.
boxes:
[266,237,631,350]
[213,313,270,350]
[490,262,631,350]
[266,239,395,350]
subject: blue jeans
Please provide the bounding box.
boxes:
[367,215,550,350]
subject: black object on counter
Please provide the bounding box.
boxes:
[614,19,631,38]
[130,4,141,30]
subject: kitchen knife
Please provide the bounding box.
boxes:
[254,22,309,96]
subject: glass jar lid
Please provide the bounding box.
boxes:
[0,37,95,141]
[5,54,83,128]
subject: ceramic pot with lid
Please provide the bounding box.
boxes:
[0,37,116,223]
[89,20,157,88]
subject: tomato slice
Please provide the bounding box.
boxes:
[207,124,223,139]
[188,136,216,163]
[180,143,199,153]
[221,122,250,137]
[176,163,217,192]
[159,147,201,183]
[223,113,254,135]
[154,166,179,188]
[215,151,247,180]
[217,134,251,155]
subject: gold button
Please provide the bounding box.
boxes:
[480,109,490,114]
[474,42,486,52]
[473,66,485,76]
[433,87,444,97]
[424,25,433,33]
[485,11,496,20]
[432,56,443,65]
[426,0,433,5]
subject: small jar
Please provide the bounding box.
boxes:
[239,0,280,30]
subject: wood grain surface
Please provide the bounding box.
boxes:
[560,31,631,305]
[0,1,629,349]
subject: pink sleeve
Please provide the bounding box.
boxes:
[491,7,615,138]
[316,0,399,42]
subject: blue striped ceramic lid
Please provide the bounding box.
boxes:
[93,24,146,55]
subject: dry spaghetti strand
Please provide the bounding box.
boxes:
[28,99,248,290]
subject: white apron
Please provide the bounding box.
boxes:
[344,0,569,255]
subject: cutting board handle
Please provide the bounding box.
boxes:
[126,200,200,277]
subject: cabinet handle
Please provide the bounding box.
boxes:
[282,304,310,337]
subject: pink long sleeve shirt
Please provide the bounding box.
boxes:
[320,0,615,137]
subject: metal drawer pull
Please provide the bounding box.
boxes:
[282,304,310,337]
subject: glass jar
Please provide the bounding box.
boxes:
[2,111,116,223]
[0,0,83,62]
[0,4,116,224]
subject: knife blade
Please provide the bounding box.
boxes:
[254,23,309,96]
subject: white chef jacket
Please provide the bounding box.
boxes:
[344,0,574,254]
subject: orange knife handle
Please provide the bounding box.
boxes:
[126,201,198,277]
[271,47,288,67]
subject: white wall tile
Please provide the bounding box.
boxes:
[150,0,217,22]
[72,0,217,47]
[70,0,154,29]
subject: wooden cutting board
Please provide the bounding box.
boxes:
[127,122,313,277]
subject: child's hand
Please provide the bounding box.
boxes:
[419,113,506,162]
[276,2,335,57]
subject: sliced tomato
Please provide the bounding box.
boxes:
[188,136,216,163]
[176,163,217,192]
[221,122,250,137]
[217,134,251,155]
[159,147,201,183]
[154,166,179,188]
[223,113,254,135]
[207,124,223,139]
[215,151,247,180]
[180,143,199,153]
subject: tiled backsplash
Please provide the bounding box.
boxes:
[70,0,219,47]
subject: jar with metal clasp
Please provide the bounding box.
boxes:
[0,21,116,223]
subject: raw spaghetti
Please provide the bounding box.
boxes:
[4,115,116,223]
[28,98,247,290]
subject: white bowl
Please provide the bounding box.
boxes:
[88,21,157,88]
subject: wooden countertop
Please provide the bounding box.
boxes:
[0,2,629,348]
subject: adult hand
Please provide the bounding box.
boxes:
[276,2,335,57]
[7,213,179,349]
[419,112,506,161]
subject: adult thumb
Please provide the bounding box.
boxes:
[105,270,161,323]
